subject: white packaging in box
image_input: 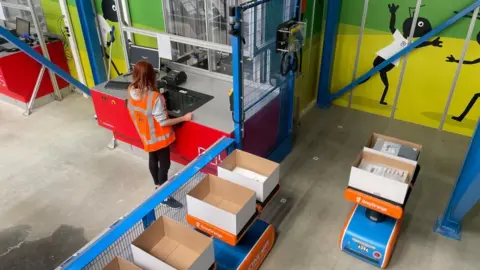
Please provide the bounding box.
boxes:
[218,149,279,202]
[187,174,256,235]
[358,160,409,183]
[131,216,215,270]
[349,149,417,204]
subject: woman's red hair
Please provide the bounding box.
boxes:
[130,60,158,97]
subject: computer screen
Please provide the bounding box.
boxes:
[16,18,30,37]
[129,45,160,70]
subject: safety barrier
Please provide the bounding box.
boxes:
[56,137,234,270]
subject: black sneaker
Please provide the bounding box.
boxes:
[161,197,183,209]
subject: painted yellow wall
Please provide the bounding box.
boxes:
[330,0,480,137]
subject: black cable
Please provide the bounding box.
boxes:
[280,51,298,76]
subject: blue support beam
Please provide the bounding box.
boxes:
[316,0,342,108]
[60,137,235,269]
[75,0,107,85]
[0,27,91,95]
[232,7,244,149]
[435,120,480,240]
[324,0,480,102]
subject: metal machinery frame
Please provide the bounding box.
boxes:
[75,0,297,153]
[0,0,64,115]
[58,0,87,89]
[53,0,299,268]
[317,0,480,240]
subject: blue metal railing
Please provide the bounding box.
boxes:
[320,0,480,103]
[0,27,91,95]
[59,137,234,269]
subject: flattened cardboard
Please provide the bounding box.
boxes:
[187,174,256,235]
[104,257,141,270]
[349,149,417,204]
[131,216,214,270]
[365,133,422,161]
[218,149,280,202]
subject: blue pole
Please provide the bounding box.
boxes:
[75,0,107,85]
[232,7,244,149]
[316,0,341,108]
[60,137,235,269]
[287,70,295,133]
[329,0,480,101]
[0,27,91,95]
[434,119,480,240]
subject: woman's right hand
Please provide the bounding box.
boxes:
[183,112,193,122]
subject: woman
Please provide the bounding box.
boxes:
[128,60,192,208]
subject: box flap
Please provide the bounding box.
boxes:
[104,257,141,270]
[368,133,423,151]
[165,245,199,270]
[132,217,166,252]
[162,215,213,253]
[220,150,279,177]
[189,174,255,213]
[356,150,417,184]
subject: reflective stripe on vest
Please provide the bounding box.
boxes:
[127,91,174,145]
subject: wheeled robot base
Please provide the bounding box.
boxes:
[340,205,402,269]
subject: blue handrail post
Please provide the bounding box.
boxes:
[232,6,244,149]
[316,0,341,108]
[75,0,107,85]
[434,119,480,240]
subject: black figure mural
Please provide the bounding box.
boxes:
[361,3,443,105]
[446,11,480,122]
[98,0,121,76]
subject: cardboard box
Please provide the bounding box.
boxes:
[365,133,422,161]
[218,149,280,202]
[187,174,256,235]
[349,149,417,204]
[104,257,141,270]
[131,216,215,270]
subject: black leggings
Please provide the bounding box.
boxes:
[148,146,171,186]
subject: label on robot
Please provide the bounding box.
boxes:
[352,238,376,250]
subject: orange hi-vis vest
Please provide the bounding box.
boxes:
[127,90,175,152]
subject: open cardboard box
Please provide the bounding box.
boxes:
[187,174,256,235]
[131,216,214,270]
[104,257,141,270]
[218,149,280,202]
[349,149,418,204]
[365,133,422,161]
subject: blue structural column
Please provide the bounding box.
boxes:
[435,119,480,240]
[75,0,107,85]
[316,0,341,108]
[231,7,244,149]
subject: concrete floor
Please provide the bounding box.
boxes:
[0,93,479,269]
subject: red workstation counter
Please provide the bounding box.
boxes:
[91,68,281,173]
[0,40,70,105]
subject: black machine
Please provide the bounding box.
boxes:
[163,85,213,118]
[129,45,161,70]
[161,70,187,86]
[276,19,297,52]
